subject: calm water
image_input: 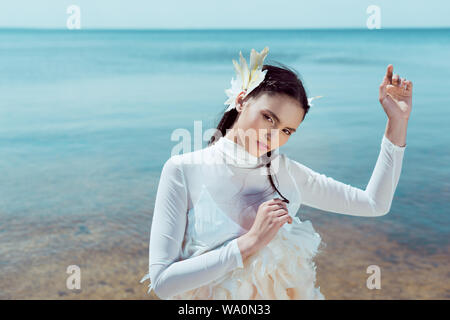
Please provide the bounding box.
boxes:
[0,29,449,275]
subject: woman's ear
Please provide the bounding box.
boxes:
[235,91,247,113]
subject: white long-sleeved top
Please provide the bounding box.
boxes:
[141,133,406,299]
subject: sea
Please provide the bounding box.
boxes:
[0,28,448,298]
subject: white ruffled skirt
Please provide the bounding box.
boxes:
[166,217,326,300]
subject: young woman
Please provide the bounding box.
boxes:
[140,47,412,300]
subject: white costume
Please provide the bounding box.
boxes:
[140,134,406,299]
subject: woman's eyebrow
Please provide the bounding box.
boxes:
[263,109,297,132]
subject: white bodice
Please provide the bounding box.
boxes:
[179,136,303,260]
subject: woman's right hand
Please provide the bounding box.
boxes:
[237,198,292,260]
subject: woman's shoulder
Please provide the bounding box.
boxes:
[275,152,298,170]
[277,152,312,184]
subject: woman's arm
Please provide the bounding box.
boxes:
[141,156,244,299]
[287,64,412,217]
[287,132,406,217]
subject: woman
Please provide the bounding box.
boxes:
[140,47,412,300]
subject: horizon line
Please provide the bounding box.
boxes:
[0,26,449,31]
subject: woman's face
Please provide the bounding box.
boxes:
[228,92,305,157]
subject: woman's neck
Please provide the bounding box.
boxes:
[223,129,258,158]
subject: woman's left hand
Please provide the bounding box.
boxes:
[379,64,413,121]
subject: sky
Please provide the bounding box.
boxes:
[0,0,449,29]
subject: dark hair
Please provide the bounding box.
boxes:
[207,63,310,203]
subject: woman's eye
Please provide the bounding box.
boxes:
[263,114,274,123]
[263,114,291,135]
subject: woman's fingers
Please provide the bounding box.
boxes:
[380,64,394,99]
[272,208,292,224]
[268,198,287,208]
[385,64,393,84]
[400,77,406,89]
[268,201,287,210]
[269,198,284,204]
[405,80,413,92]
[276,214,292,225]
[392,73,400,86]
[272,208,288,216]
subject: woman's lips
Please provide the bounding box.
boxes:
[257,140,269,152]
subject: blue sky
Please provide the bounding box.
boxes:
[1,0,449,29]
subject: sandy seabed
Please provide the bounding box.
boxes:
[0,211,448,300]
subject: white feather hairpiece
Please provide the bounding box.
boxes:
[224,47,269,112]
[307,95,323,106]
[224,46,323,111]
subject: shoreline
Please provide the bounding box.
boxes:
[1,211,448,299]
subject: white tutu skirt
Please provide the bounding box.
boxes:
[169,217,326,300]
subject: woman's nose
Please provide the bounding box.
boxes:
[267,128,279,141]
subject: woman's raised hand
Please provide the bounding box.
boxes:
[379,64,413,121]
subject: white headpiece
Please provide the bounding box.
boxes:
[224,46,322,111]
[224,47,269,112]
